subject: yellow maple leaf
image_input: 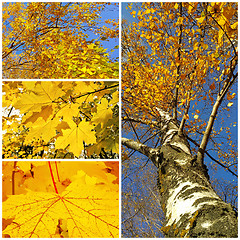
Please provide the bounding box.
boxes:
[23,105,53,124]
[55,120,96,157]
[3,170,119,238]
[230,22,238,30]
[14,93,52,114]
[81,66,87,73]
[22,81,36,90]
[56,103,80,122]
[92,98,113,128]
[14,82,64,113]
[197,16,205,24]
[88,137,119,156]
[227,92,236,100]
[109,90,119,106]
[145,9,151,14]
[75,81,100,94]
[16,161,46,173]
[25,117,61,143]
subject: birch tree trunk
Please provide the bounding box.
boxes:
[122,108,238,238]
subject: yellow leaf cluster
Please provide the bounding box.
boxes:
[3,81,119,158]
[122,2,237,139]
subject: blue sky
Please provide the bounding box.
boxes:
[122,2,133,22]
[88,2,119,60]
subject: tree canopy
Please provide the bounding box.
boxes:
[3,81,119,159]
[122,2,237,237]
[2,2,119,79]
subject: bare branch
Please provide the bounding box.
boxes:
[187,136,237,178]
[178,92,191,134]
[122,116,158,127]
[122,137,159,167]
[197,58,238,165]
[123,110,141,142]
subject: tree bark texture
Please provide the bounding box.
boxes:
[122,108,238,238]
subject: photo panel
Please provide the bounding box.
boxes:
[2,2,119,79]
[2,160,119,238]
[121,2,238,238]
[2,81,119,159]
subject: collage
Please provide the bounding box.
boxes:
[2,2,238,238]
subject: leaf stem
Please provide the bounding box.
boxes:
[55,161,61,182]
[12,161,17,195]
[48,161,59,194]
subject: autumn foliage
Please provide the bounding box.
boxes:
[122,2,237,172]
[3,81,119,159]
[2,161,119,238]
[2,2,119,79]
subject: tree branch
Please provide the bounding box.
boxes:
[197,59,238,165]
[209,12,238,57]
[178,92,191,134]
[122,137,159,167]
[173,3,183,121]
[123,110,141,142]
[122,116,158,127]
[187,136,237,178]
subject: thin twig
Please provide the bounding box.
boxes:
[187,136,237,178]
[197,59,238,165]
[48,161,59,194]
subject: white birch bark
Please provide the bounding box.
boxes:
[122,108,237,237]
